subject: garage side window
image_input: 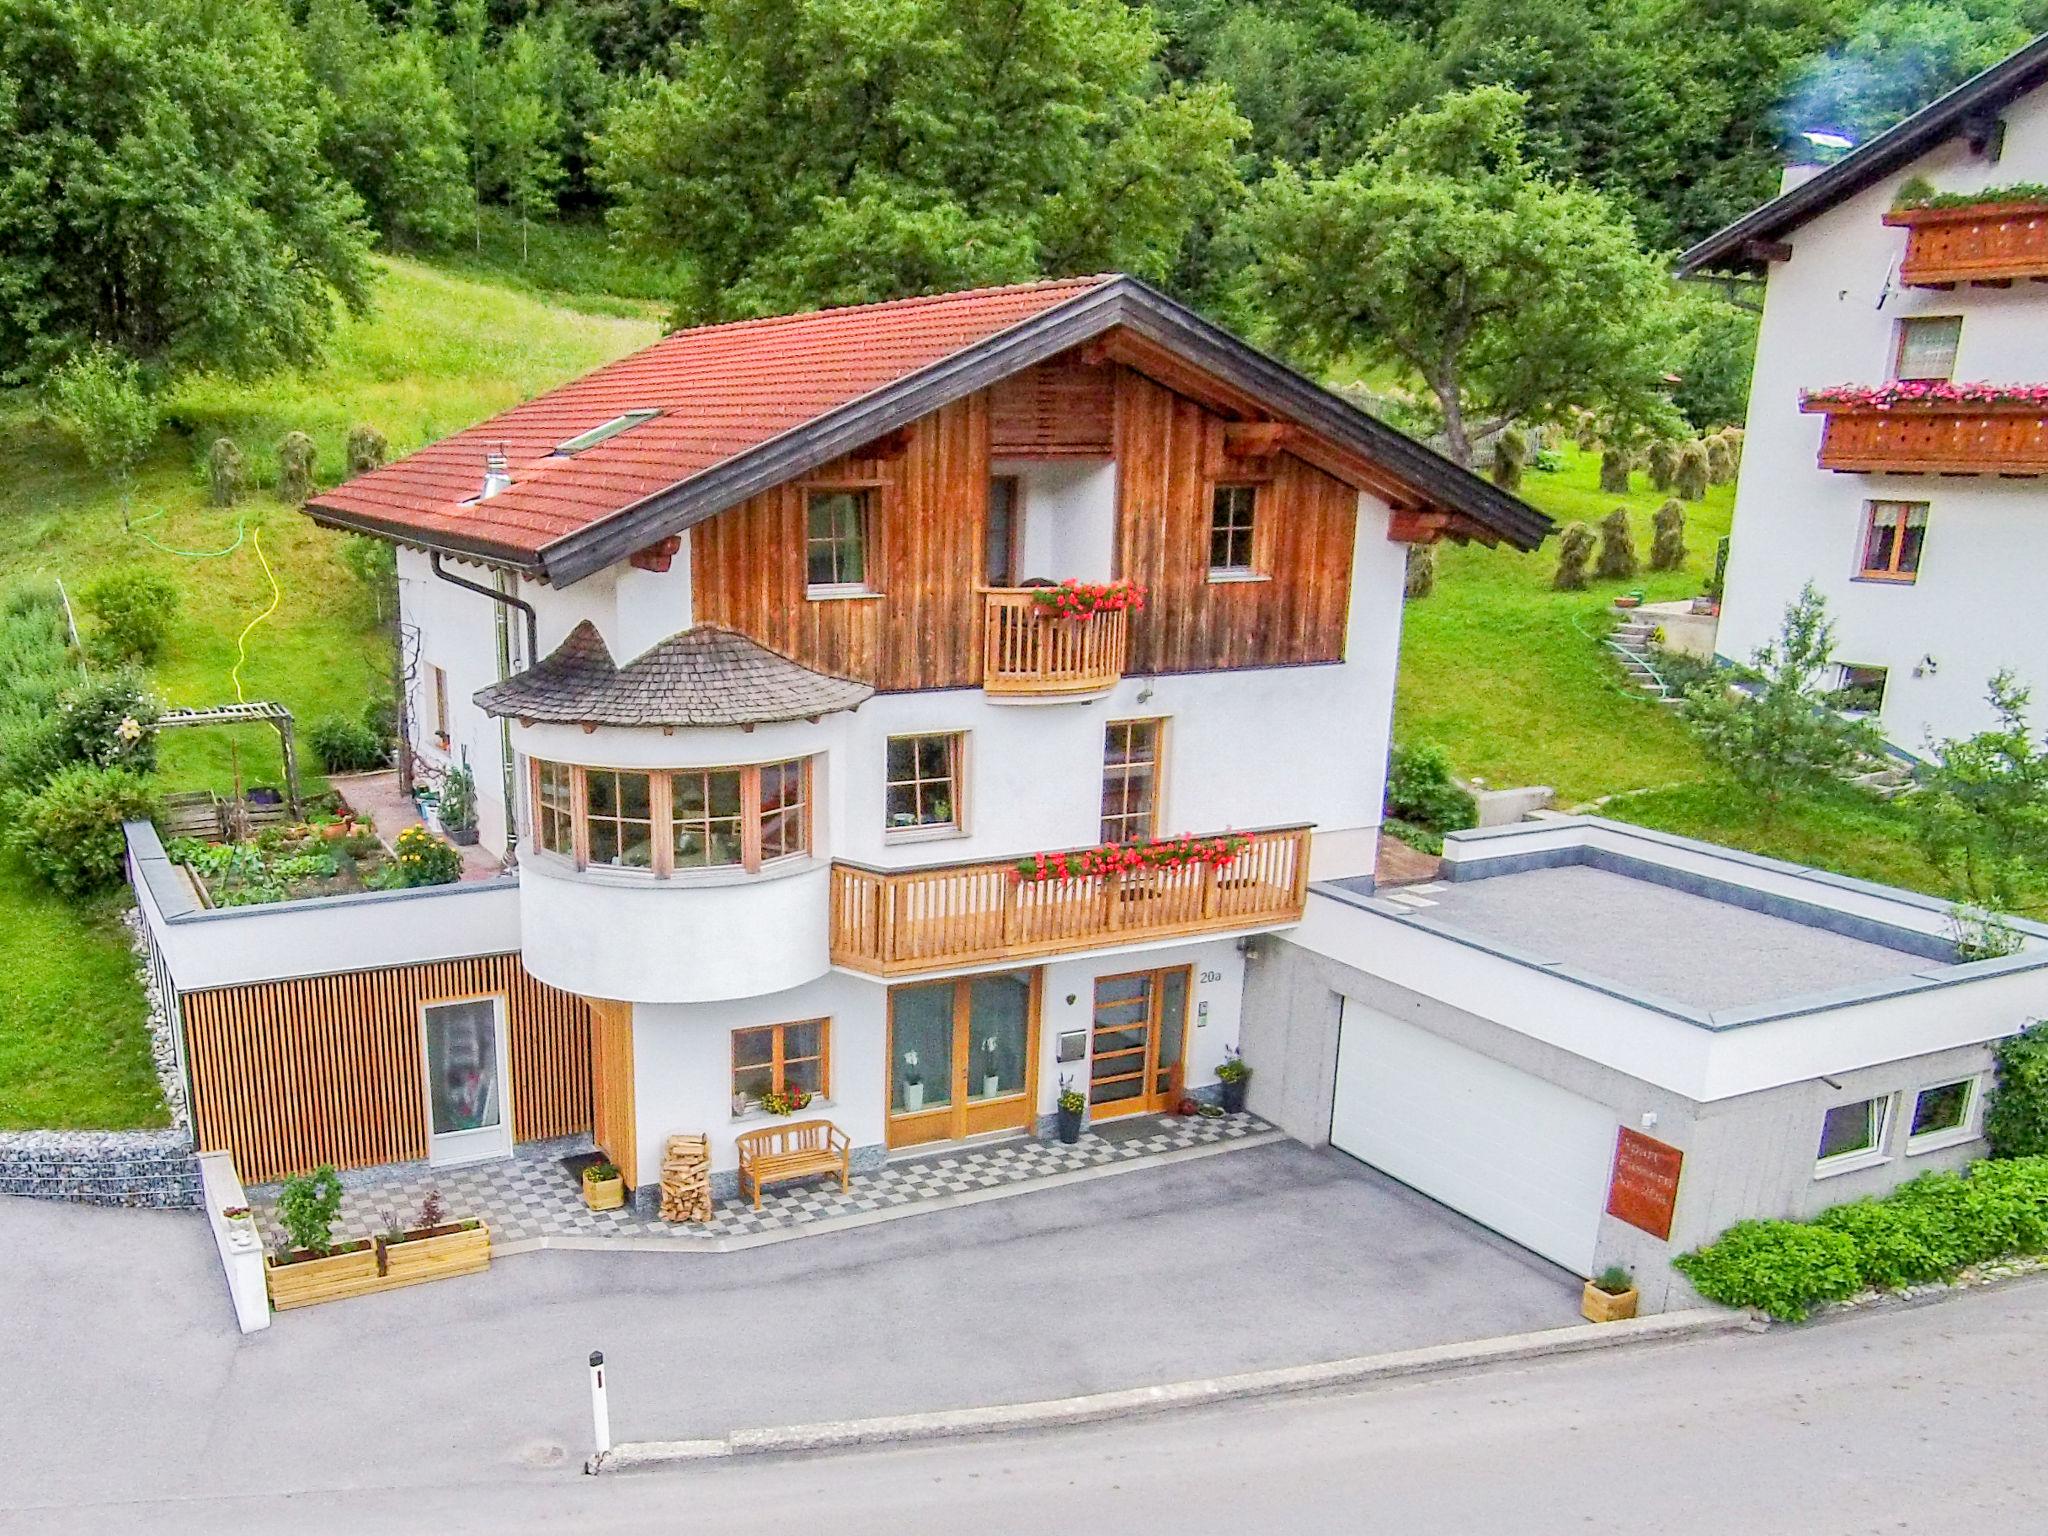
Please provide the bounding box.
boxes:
[1907,1078,1978,1151]
[1816,1094,1890,1173]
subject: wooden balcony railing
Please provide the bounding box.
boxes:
[1803,398,2048,477]
[829,826,1312,976]
[1883,202,2048,287]
[982,589,1128,697]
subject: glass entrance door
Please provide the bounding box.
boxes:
[1090,967,1189,1118]
[421,996,513,1166]
[888,970,1039,1148]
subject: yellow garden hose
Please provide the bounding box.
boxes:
[230,525,281,704]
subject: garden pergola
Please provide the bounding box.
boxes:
[156,701,302,817]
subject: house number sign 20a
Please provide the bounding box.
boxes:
[1198,970,1223,984]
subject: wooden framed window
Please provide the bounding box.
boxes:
[1208,484,1260,576]
[1859,500,1927,583]
[670,767,745,868]
[1893,315,1962,382]
[806,488,873,593]
[986,475,1021,587]
[731,1019,830,1110]
[1101,718,1163,843]
[1832,664,1888,715]
[430,665,451,746]
[534,759,575,855]
[886,733,961,833]
[584,770,654,869]
[757,758,808,861]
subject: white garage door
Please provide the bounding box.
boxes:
[1330,1000,1616,1275]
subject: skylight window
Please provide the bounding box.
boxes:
[555,409,659,455]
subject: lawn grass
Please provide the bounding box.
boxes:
[1396,445,1735,805]
[420,207,687,320]
[0,257,659,1129]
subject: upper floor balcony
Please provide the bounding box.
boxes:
[1801,383,2048,477]
[828,824,1311,977]
[1883,198,2048,288]
[981,582,1138,699]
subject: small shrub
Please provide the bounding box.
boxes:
[46,345,160,489]
[53,671,161,774]
[389,824,462,887]
[416,1187,445,1229]
[1814,1186,1971,1289]
[277,1165,345,1256]
[1491,426,1527,491]
[1594,507,1639,581]
[1591,1264,1634,1295]
[345,425,389,478]
[1649,498,1687,572]
[1985,1021,2048,1159]
[438,763,477,830]
[1552,521,1595,590]
[1404,543,1436,600]
[1672,1219,1862,1320]
[1381,817,1443,855]
[1674,440,1710,501]
[309,714,387,773]
[277,431,317,503]
[5,763,158,895]
[80,568,179,665]
[207,437,246,506]
[1645,439,1679,491]
[1385,742,1478,832]
[1955,1155,2048,1252]
[1598,447,1631,494]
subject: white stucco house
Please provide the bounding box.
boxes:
[1680,33,2048,756]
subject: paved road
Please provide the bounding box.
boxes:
[19,1272,2048,1534]
[0,1142,1579,1524]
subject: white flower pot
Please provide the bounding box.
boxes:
[984,1074,1001,1098]
[904,1082,924,1112]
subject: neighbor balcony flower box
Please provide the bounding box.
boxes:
[1800,383,2048,476]
[1883,196,2048,287]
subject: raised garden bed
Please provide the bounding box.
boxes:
[265,1221,491,1310]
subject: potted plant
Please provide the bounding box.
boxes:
[981,1035,1001,1098]
[1581,1264,1640,1323]
[582,1161,625,1211]
[902,1050,923,1112]
[758,1087,814,1116]
[1055,1075,1085,1144]
[1216,1044,1251,1114]
[438,763,479,846]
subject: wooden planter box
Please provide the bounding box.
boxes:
[265,1223,491,1311]
[583,1172,626,1211]
[1883,201,2048,287]
[1581,1282,1640,1323]
[1802,397,2048,476]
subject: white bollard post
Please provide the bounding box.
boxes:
[587,1350,612,1471]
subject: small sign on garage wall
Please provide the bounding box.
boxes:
[1606,1127,1684,1241]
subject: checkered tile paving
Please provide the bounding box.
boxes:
[248,1112,1274,1247]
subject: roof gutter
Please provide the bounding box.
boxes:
[430,551,538,668]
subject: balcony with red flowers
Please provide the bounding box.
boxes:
[1883,197,2048,288]
[1801,382,2048,477]
[981,579,1142,698]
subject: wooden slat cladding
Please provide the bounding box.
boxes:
[587,998,637,1189]
[989,357,1115,456]
[1806,400,2048,476]
[1114,370,1357,675]
[183,954,592,1184]
[1884,202,2048,287]
[692,394,989,690]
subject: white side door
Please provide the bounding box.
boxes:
[421,996,514,1166]
[1330,999,1614,1275]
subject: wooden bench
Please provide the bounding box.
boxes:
[735,1119,850,1210]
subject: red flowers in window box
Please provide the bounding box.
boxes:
[1801,381,2048,411]
[1028,578,1147,619]
[1012,832,1251,883]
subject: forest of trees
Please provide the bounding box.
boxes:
[4,0,2044,447]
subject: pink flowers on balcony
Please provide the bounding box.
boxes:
[1801,381,2048,411]
[1028,578,1148,619]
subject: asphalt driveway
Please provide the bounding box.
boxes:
[2,1140,1580,1521]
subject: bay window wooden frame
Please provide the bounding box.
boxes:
[528,755,812,876]
[731,1018,832,1108]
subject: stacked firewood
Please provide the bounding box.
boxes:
[659,1133,712,1223]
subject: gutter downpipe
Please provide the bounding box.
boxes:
[429,551,539,863]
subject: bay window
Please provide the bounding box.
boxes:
[529,756,811,876]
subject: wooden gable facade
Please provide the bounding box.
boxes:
[690,346,1361,691]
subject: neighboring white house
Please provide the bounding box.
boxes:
[1681,34,2048,755]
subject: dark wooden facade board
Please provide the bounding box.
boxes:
[989,356,1116,457]
[691,362,1358,688]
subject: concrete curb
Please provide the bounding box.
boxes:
[498,1129,1289,1257]
[588,1306,1757,1473]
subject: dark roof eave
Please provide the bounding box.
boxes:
[1677,31,2048,276]
[531,279,1549,586]
[305,502,547,575]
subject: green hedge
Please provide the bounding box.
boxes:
[1674,1156,2048,1320]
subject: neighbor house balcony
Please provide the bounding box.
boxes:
[981,585,1134,698]
[1883,200,2048,287]
[1802,385,2048,477]
[829,825,1311,976]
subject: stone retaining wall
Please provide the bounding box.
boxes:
[0,1129,202,1208]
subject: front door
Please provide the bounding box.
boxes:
[421,996,514,1166]
[887,970,1039,1149]
[1090,967,1189,1119]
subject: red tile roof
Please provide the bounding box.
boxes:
[306,276,1115,562]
